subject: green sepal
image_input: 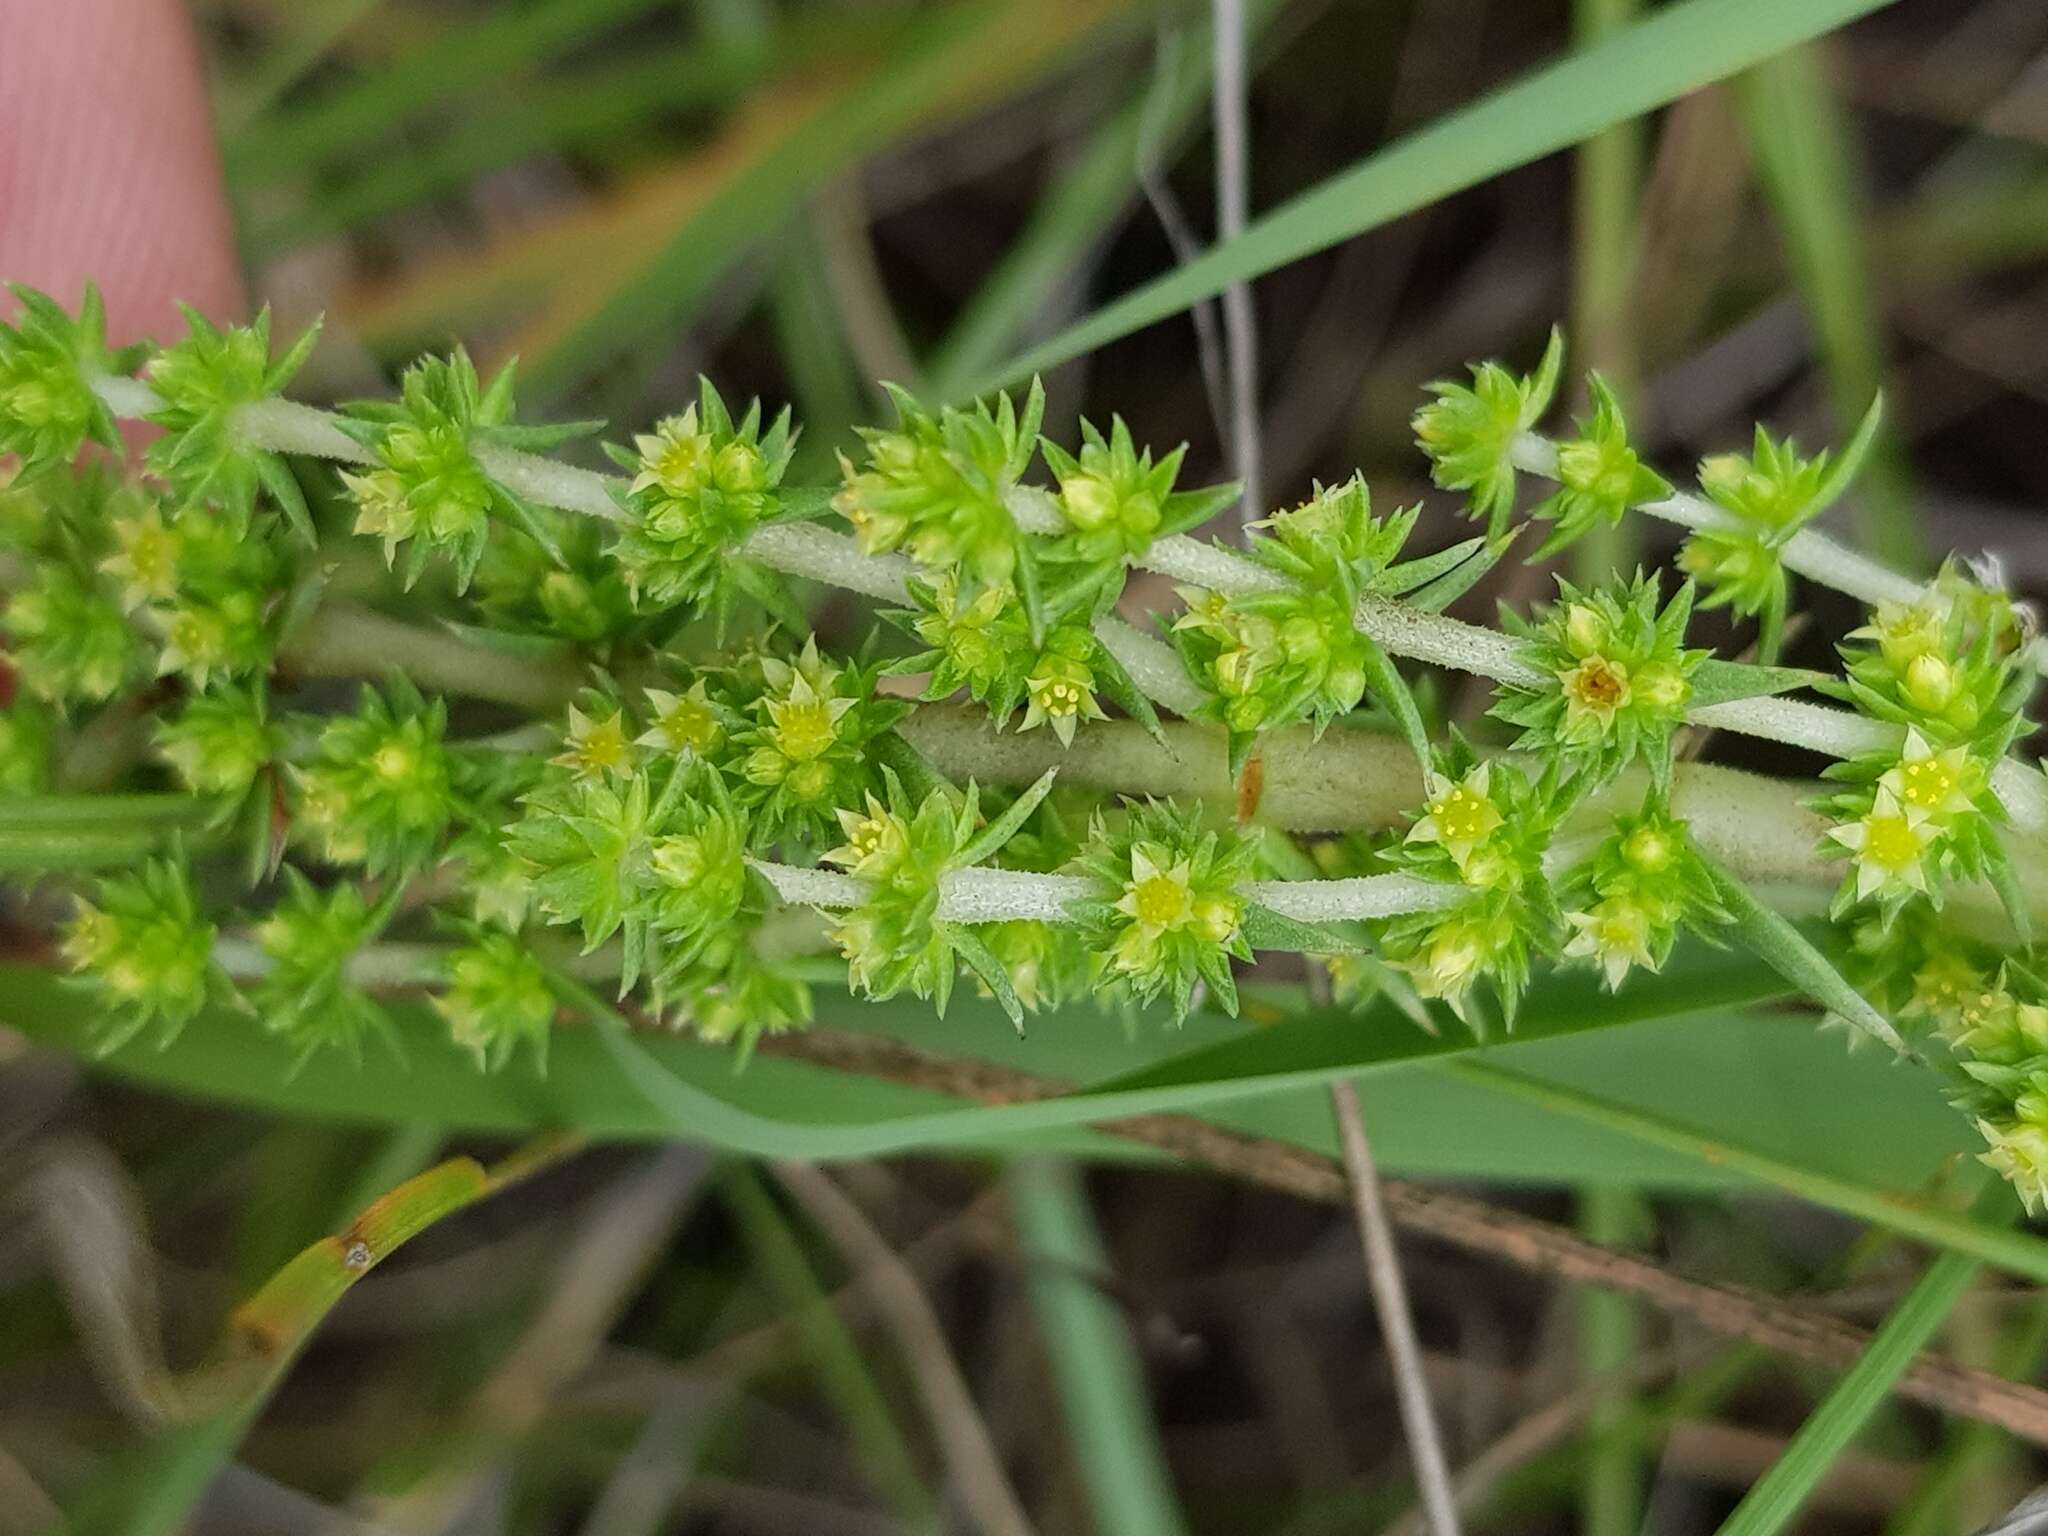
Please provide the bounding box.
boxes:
[1090,638,1168,747]
[1373,536,1489,598]
[1687,658,1828,709]
[1980,836,2033,950]
[481,417,605,454]
[1704,857,1902,1054]
[1239,902,1372,956]
[1157,481,1241,540]
[726,558,811,637]
[1357,631,1432,769]
[1013,528,1049,648]
[489,483,569,570]
[956,767,1058,868]
[943,921,1025,1031]
[870,729,956,809]
[436,619,581,660]
[1402,528,1518,613]
[255,453,317,547]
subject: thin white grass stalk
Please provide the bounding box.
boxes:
[90,374,168,420]
[1212,0,1260,533]
[1687,695,1893,758]
[236,396,375,465]
[1509,431,1923,608]
[1140,531,1277,596]
[1353,593,1539,685]
[748,861,867,911]
[212,936,445,987]
[1329,1077,1463,1536]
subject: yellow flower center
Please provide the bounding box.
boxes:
[1562,656,1631,722]
[846,817,887,863]
[774,699,838,762]
[1035,679,1083,716]
[372,741,417,782]
[1130,874,1190,930]
[1898,757,1958,811]
[656,700,718,755]
[1863,814,1922,871]
[652,433,713,496]
[1432,786,1496,844]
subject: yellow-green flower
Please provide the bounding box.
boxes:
[551,705,635,781]
[1400,908,1513,1008]
[1406,764,1505,875]
[1978,1105,2048,1215]
[99,506,182,610]
[1563,896,1658,991]
[1829,786,1935,903]
[637,682,723,758]
[1846,595,1946,672]
[1878,729,1977,821]
[1022,645,1106,746]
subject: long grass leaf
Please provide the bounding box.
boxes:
[1736,44,1918,569]
[1442,1060,2048,1281]
[1715,1249,1981,1535]
[1010,1158,1190,1536]
[983,0,1902,393]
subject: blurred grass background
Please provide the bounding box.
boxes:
[10,0,2048,1531]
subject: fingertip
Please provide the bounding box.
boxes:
[0,0,244,345]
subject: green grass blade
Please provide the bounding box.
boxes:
[9,953,1985,1194]
[1884,1298,2048,1535]
[983,0,1902,393]
[523,0,1129,400]
[225,0,675,181]
[1009,1158,1189,1536]
[1736,45,1919,569]
[922,0,1285,401]
[1715,1250,1981,1536]
[213,0,387,135]
[249,41,774,255]
[59,1135,535,1535]
[1568,0,1644,586]
[723,1165,933,1523]
[1443,1060,2047,1281]
[1578,1184,1648,1536]
[768,219,872,475]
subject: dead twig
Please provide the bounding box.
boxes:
[773,1160,1039,1536]
[758,1029,2048,1446]
[1331,1078,1462,1536]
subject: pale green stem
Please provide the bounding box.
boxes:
[212,936,446,987]
[741,752,1914,927]
[91,376,2044,826]
[283,598,586,712]
[747,854,1459,928]
[1241,873,1461,923]
[1137,524,1974,785]
[1509,431,1923,608]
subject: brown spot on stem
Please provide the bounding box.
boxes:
[1236,754,1265,824]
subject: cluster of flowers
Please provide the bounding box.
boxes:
[5,283,2047,1203]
